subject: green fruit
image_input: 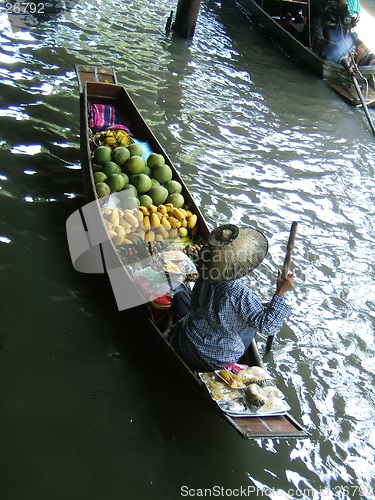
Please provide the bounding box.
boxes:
[147,153,165,168]
[132,173,152,194]
[111,146,131,166]
[165,180,182,194]
[123,196,139,209]
[139,194,153,207]
[153,164,172,184]
[127,143,143,157]
[93,146,112,165]
[126,155,146,174]
[150,179,160,187]
[93,171,108,183]
[143,165,152,177]
[121,184,137,197]
[166,193,184,208]
[103,161,122,176]
[92,163,104,173]
[95,182,111,198]
[119,172,129,185]
[148,185,169,205]
[107,173,125,192]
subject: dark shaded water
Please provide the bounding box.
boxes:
[1,0,375,498]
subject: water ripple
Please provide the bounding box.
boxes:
[1,0,375,496]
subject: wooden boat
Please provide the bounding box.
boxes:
[233,0,375,107]
[71,64,307,439]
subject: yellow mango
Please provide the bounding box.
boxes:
[172,208,185,221]
[124,212,139,227]
[168,216,181,229]
[143,216,151,232]
[187,214,197,229]
[150,212,160,227]
[146,231,155,242]
[110,209,119,223]
[158,226,169,239]
[157,204,167,215]
[115,234,125,246]
[136,229,146,239]
[139,206,150,216]
[133,209,144,222]
[119,219,131,230]
[161,217,171,230]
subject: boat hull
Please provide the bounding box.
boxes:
[234,0,375,106]
[71,65,308,439]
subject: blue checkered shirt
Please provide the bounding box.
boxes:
[169,277,291,371]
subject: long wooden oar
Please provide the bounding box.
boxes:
[265,221,298,351]
[342,58,375,137]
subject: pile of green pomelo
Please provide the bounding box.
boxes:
[92,143,184,209]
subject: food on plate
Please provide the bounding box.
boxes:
[218,369,245,388]
[236,366,275,385]
[244,383,284,405]
[258,397,290,413]
[200,371,290,415]
[200,372,241,402]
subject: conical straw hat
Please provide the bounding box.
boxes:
[197,224,268,282]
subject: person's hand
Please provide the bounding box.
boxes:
[275,269,294,296]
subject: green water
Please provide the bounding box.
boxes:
[1,0,375,498]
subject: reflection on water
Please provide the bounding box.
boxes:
[1,0,375,498]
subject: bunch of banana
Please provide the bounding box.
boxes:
[94,129,133,149]
[101,203,199,246]
[138,203,199,243]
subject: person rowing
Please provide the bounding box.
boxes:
[312,0,375,65]
[168,224,294,372]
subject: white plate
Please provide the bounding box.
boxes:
[217,400,291,418]
[199,372,291,418]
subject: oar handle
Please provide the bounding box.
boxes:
[342,58,375,137]
[265,335,274,352]
[281,221,298,279]
[266,222,298,352]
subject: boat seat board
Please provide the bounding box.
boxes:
[231,414,308,439]
[75,65,117,93]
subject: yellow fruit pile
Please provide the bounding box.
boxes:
[219,370,245,388]
[101,203,198,246]
[94,129,133,149]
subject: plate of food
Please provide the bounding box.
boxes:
[199,367,290,417]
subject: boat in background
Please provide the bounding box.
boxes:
[233,0,375,107]
[70,65,307,439]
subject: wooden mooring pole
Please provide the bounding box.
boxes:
[172,0,202,38]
